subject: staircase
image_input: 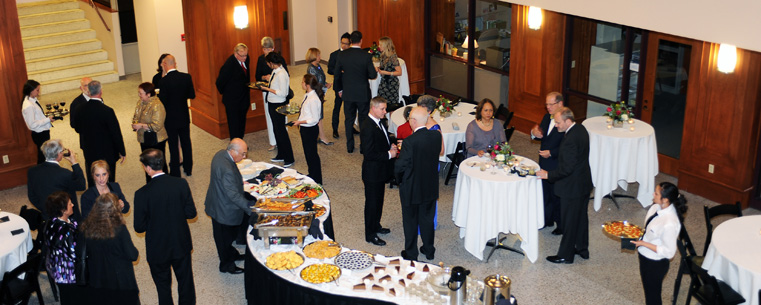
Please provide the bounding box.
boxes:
[18,0,119,93]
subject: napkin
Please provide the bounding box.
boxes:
[253,167,285,182]
[11,228,24,236]
[0,216,9,223]
[621,238,637,250]
[452,122,460,130]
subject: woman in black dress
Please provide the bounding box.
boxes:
[376,36,402,108]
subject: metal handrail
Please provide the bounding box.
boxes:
[87,0,111,32]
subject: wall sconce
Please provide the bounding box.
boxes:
[462,35,478,49]
[717,43,737,73]
[528,6,543,30]
[234,5,248,29]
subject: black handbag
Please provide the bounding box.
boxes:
[74,233,88,285]
[143,129,158,146]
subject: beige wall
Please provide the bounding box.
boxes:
[79,2,124,75]
[290,0,354,64]
[507,0,761,53]
[291,0,319,63]
[315,0,338,59]
[134,0,188,82]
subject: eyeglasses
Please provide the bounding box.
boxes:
[545,101,559,107]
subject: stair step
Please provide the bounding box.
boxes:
[26,50,108,73]
[19,9,84,27]
[23,29,95,49]
[17,0,79,16]
[40,71,120,94]
[21,19,90,37]
[29,60,114,83]
[24,39,102,60]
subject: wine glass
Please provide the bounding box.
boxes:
[60,101,66,108]
[53,103,60,111]
[45,104,52,111]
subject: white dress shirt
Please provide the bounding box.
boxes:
[21,95,52,133]
[637,203,681,260]
[267,66,289,104]
[297,90,320,127]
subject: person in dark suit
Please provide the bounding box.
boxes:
[68,77,91,136]
[530,92,566,235]
[360,97,398,246]
[335,31,378,153]
[28,139,86,221]
[537,107,593,264]
[394,106,442,261]
[204,138,253,274]
[327,32,351,139]
[72,80,126,188]
[134,149,197,305]
[158,54,196,177]
[216,43,251,140]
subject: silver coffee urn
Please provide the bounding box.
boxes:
[483,274,511,305]
[447,266,470,305]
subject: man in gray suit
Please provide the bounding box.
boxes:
[204,138,253,274]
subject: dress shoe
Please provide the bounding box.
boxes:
[377,228,391,235]
[551,228,563,235]
[184,171,192,177]
[283,162,294,168]
[546,255,573,264]
[222,266,244,274]
[319,139,334,145]
[420,247,434,260]
[347,147,354,154]
[575,250,590,260]
[366,236,386,246]
[401,250,417,261]
[270,158,284,163]
[333,131,340,139]
[353,128,360,135]
[540,223,553,230]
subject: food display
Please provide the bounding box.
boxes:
[602,221,644,239]
[300,263,341,284]
[257,214,313,228]
[334,251,374,270]
[281,176,301,187]
[265,250,304,270]
[253,180,289,197]
[254,212,314,249]
[288,184,323,199]
[253,198,326,217]
[302,241,341,259]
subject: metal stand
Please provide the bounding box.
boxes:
[590,191,637,210]
[484,232,523,262]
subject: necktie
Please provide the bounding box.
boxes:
[640,213,658,240]
[378,120,389,145]
[240,61,247,74]
[35,100,53,126]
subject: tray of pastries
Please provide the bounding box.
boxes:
[602,220,644,239]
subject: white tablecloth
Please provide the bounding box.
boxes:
[451,156,544,262]
[0,211,33,275]
[582,116,658,211]
[389,104,476,162]
[370,58,410,104]
[702,215,761,305]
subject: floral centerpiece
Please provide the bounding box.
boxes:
[436,95,455,117]
[486,141,513,164]
[369,42,381,64]
[604,101,633,127]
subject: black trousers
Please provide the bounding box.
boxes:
[212,218,240,272]
[331,93,343,133]
[556,195,589,259]
[639,253,670,305]
[225,100,249,140]
[343,99,369,149]
[267,102,294,163]
[401,200,436,259]
[299,125,322,184]
[31,130,50,164]
[542,180,562,227]
[363,180,386,240]
[84,156,116,190]
[166,124,193,177]
[140,140,168,183]
[148,252,196,305]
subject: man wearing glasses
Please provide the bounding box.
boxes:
[204,138,254,274]
[530,92,565,235]
[327,32,352,139]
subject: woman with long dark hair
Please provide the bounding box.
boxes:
[292,74,324,183]
[260,51,295,167]
[21,80,54,163]
[631,182,687,305]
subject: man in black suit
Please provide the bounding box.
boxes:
[335,31,378,153]
[361,97,398,246]
[327,32,351,139]
[72,80,125,188]
[159,54,196,177]
[27,139,86,220]
[134,149,197,305]
[204,138,253,274]
[216,43,251,140]
[68,77,91,133]
[531,92,565,235]
[394,107,442,261]
[537,107,593,264]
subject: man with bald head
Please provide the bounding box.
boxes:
[69,77,92,149]
[205,138,254,274]
[158,54,196,177]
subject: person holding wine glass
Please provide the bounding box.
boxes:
[376,37,402,110]
[21,79,55,164]
[131,82,168,182]
[465,98,505,158]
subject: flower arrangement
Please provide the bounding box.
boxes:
[369,42,381,59]
[604,101,633,124]
[487,141,513,164]
[436,95,455,117]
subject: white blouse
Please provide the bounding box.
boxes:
[297,90,321,127]
[266,66,289,104]
[21,95,52,133]
[638,203,681,261]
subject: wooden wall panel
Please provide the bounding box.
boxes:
[0,0,35,190]
[508,6,566,133]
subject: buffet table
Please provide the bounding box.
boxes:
[582,116,658,211]
[701,215,761,305]
[451,156,544,262]
[0,211,33,275]
[389,104,476,162]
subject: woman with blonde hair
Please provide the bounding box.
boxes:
[80,160,129,218]
[80,193,140,304]
[376,37,402,107]
[305,47,333,145]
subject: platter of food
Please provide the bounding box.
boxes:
[602,221,644,239]
[334,250,374,270]
[255,213,313,228]
[302,240,341,259]
[288,184,323,199]
[252,178,289,198]
[265,250,305,270]
[249,81,269,89]
[300,263,341,284]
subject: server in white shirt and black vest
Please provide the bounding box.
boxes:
[293,74,324,184]
[21,80,55,164]
[631,182,686,305]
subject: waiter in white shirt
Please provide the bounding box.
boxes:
[293,74,324,184]
[21,80,55,164]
